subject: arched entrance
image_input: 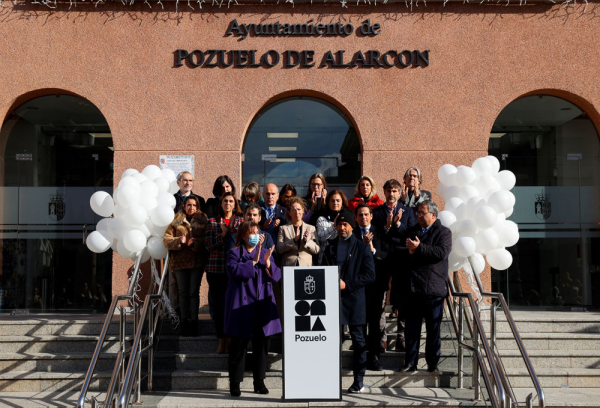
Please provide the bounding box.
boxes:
[489,94,600,309]
[242,96,361,198]
[0,94,114,313]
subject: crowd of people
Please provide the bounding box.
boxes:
[163,168,452,396]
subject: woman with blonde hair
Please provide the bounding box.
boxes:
[348,175,384,212]
[277,197,320,267]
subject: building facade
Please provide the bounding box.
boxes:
[0,0,598,312]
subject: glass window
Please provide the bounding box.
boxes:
[0,95,113,313]
[243,97,361,198]
[489,95,600,309]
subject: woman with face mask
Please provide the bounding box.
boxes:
[224,221,280,397]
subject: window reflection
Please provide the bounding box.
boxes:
[243,97,360,197]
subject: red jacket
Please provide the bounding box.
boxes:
[348,194,384,212]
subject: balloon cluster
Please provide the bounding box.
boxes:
[437,156,519,273]
[86,165,179,262]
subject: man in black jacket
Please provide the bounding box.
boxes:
[260,183,287,244]
[395,200,452,374]
[173,171,206,213]
[372,179,416,352]
[353,203,390,371]
[320,209,376,393]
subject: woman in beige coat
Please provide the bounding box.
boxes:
[277,197,320,266]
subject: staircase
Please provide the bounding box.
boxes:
[0,310,598,406]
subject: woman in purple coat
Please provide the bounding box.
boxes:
[225,220,281,397]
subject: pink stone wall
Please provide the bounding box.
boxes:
[1,2,599,299]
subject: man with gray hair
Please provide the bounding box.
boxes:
[392,200,452,374]
[400,167,431,215]
[174,171,206,213]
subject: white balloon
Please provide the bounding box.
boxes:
[122,168,139,178]
[147,236,168,259]
[113,204,126,219]
[132,173,148,184]
[438,164,458,186]
[111,239,119,253]
[456,219,477,238]
[140,180,159,198]
[162,168,177,182]
[112,187,121,205]
[90,191,114,218]
[123,229,147,253]
[151,223,168,238]
[157,192,176,209]
[469,252,486,274]
[498,220,519,247]
[454,235,476,258]
[459,185,479,202]
[465,196,487,215]
[151,205,175,227]
[116,239,136,259]
[448,251,466,272]
[117,186,140,208]
[474,206,497,230]
[438,210,457,228]
[444,197,464,213]
[504,207,514,218]
[143,218,155,237]
[486,248,513,270]
[474,228,499,254]
[169,179,180,194]
[442,185,461,201]
[139,197,158,213]
[125,204,148,228]
[486,155,501,175]
[108,217,127,239]
[455,166,477,187]
[140,250,151,263]
[495,170,516,191]
[473,174,500,196]
[154,177,170,194]
[96,218,112,234]
[86,231,112,253]
[506,191,516,208]
[142,165,162,181]
[118,176,140,189]
[472,157,494,177]
[488,190,513,214]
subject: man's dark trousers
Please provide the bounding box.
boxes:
[404,293,445,368]
[343,325,367,382]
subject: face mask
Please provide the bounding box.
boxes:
[248,234,260,247]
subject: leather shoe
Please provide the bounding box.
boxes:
[253,379,269,394]
[367,358,383,372]
[230,381,241,397]
[427,366,439,373]
[399,364,418,373]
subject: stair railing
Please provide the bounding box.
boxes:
[115,254,170,408]
[76,249,147,408]
[445,274,507,408]
[468,258,545,408]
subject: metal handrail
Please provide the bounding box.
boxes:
[117,253,170,408]
[470,261,545,408]
[76,250,146,408]
[446,276,508,408]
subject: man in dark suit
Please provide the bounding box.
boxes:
[320,209,375,393]
[173,171,206,213]
[260,183,287,244]
[395,200,452,373]
[372,178,416,352]
[354,203,391,371]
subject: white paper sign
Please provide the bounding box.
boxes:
[283,266,341,401]
[159,155,195,176]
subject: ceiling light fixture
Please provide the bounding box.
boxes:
[267,133,298,139]
[269,147,297,152]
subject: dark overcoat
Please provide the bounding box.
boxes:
[353,226,391,292]
[391,219,452,305]
[320,234,376,325]
[224,246,282,338]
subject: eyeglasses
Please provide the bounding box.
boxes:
[417,211,430,216]
[311,183,323,187]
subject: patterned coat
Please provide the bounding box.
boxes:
[205,216,244,274]
[163,211,208,272]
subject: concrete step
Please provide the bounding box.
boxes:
[0,335,127,353]
[0,352,125,372]
[0,370,111,392]
[0,319,135,336]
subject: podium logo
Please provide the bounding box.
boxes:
[294,269,326,333]
[304,275,316,295]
